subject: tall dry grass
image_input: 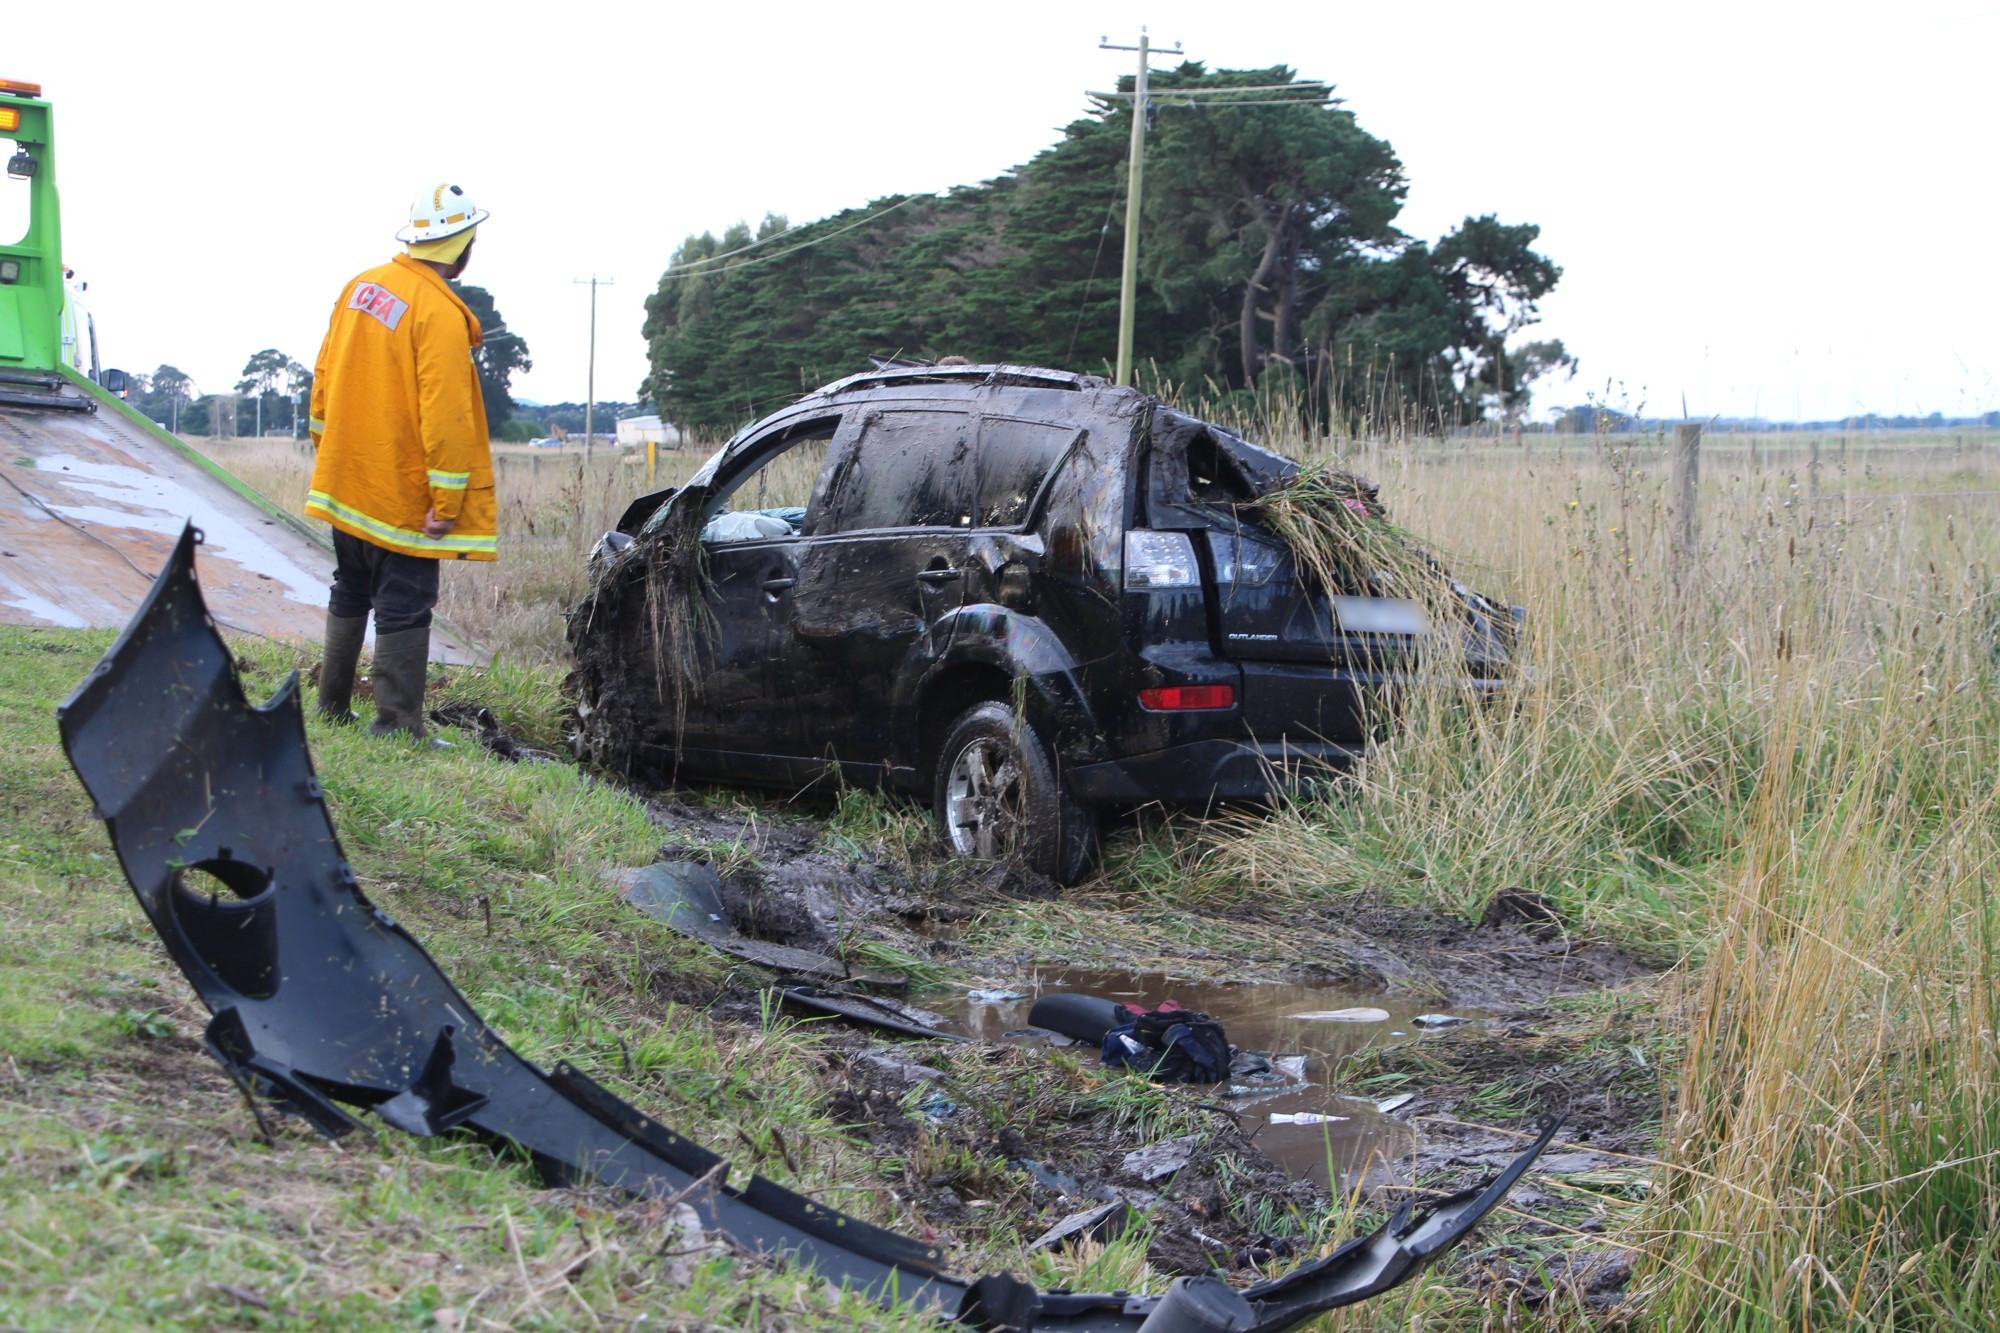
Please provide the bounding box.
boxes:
[1177,422,2000,1327]
[194,419,2000,1324]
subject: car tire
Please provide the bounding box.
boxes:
[933,701,1098,886]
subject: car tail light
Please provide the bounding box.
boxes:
[1124,530,1199,589]
[1140,684,1235,711]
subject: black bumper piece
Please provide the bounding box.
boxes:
[1066,738,1366,804]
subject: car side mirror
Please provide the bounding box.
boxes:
[102,368,131,395]
[615,488,676,536]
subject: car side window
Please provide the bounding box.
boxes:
[822,410,974,532]
[703,420,838,543]
[975,416,1082,528]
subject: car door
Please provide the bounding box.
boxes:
[788,407,976,772]
[674,420,840,777]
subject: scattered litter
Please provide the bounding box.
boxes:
[1028,1200,1131,1251]
[1013,1158,1090,1199]
[659,1201,728,1287]
[967,988,1028,1003]
[1291,1007,1391,1023]
[1121,1133,1203,1182]
[1268,1112,1348,1126]
[1373,1092,1416,1114]
[1273,1055,1309,1081]
[850,1050,942,1087]
[917,1096,959,1124]
[1413,1013,1468,1028]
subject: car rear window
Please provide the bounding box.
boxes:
[976,417,1080,528]
[824,410,975,531]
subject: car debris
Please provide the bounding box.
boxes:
[1029,1200,1132,1252]
[615,859,861,984]
[568,363,1522,885]
[58,523,1562,1332]
[779,985,968,1042]
[1291,1007,1392,1022]
[1121,1134,1205,1183]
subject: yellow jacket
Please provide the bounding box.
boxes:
[306,254,497,561]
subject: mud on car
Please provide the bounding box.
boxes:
[567,364,1519,884]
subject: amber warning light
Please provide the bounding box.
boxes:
[0,109,17,132]
[0,79,43,98]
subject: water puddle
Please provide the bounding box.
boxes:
[925,966,1479,1189]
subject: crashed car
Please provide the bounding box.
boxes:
[568,364,1518,883]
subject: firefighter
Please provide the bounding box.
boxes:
[306,183,497,740]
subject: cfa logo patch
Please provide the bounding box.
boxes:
[348,282,410,331]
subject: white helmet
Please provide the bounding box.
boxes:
[395,182,489,243]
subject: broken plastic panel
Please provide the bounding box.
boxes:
[58,523,1559,1333]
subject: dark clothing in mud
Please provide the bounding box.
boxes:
[1101,1003,1232,1084]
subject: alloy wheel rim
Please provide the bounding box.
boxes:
[944,736,1024,859]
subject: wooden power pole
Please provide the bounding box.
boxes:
[573,275,614,459]
[1099,31,1181,387]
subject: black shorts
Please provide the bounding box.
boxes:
[327,529,441,634]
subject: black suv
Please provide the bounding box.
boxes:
[569,365,1517,883]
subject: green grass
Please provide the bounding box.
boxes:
[2,627,1425,1331]
[0,628,955,1330]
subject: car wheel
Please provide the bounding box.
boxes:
[933,701,1098,885]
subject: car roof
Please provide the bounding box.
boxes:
[803,363,1114,401]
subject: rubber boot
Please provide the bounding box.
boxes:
[318,612,367,724]
[367,626,432,741]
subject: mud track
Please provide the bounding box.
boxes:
[638,790,1659,1311]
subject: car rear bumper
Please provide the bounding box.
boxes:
[1065,737,1367,805]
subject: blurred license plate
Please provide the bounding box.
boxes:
[1331,596,1429,635]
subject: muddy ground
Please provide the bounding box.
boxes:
[627,787,1662,1317]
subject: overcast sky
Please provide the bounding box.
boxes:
[12,0,1995,423]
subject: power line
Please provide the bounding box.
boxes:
[1092,82,1330,97]
[1066,177,1127,367]
[662,195,929,277]
[1152,98,1338,109]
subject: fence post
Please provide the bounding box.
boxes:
[1671,423,1702,572]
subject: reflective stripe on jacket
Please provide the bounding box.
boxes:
[306,254,497,561]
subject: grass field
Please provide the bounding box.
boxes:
[3,419,1995,1328]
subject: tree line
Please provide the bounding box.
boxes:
[642,63,1574,436]
[130,283,531,438]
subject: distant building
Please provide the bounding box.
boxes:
[616,415,683,449]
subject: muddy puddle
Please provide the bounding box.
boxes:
[924,967,1481,1189]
